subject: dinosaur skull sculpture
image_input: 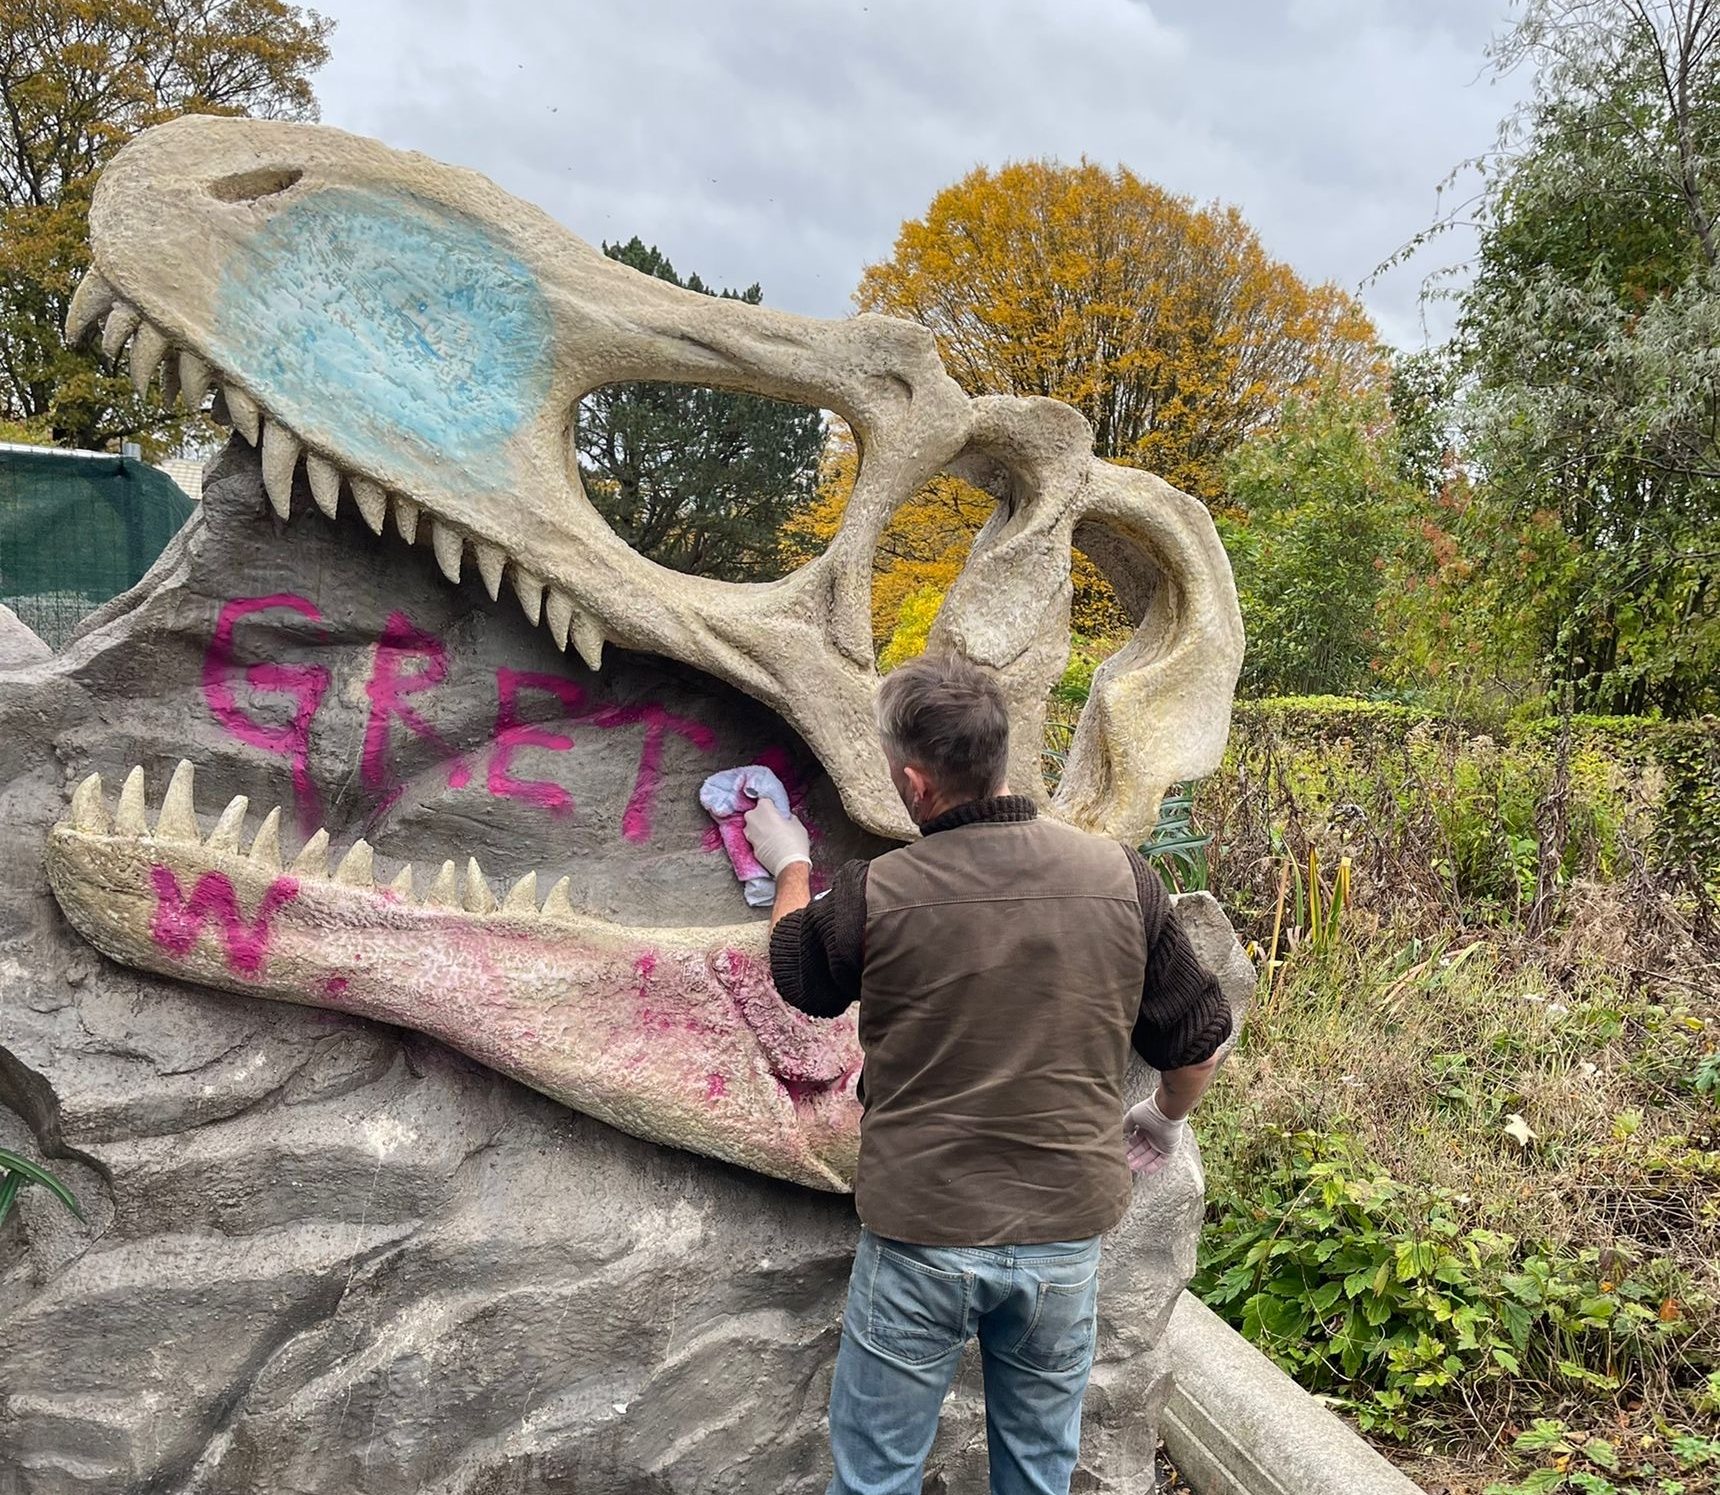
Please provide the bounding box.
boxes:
[44,115,1244,1191]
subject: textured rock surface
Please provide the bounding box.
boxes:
[1,450,1254,1492]
[0,603,49,668]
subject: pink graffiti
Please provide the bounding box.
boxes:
[148,865,300,977]
[713,946,859,1087]
[201,601,781,850]
[705,1073,727,1101]
[489,669,583,815]
[201,595,330,834]
[362,612,469,806]
[582,700,718,843]
[487,671,718,838]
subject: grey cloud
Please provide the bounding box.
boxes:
[310,0,1526,348]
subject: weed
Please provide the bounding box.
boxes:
[0,1146,83,1228]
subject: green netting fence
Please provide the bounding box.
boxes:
[0,444,195,650]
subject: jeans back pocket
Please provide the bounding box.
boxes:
[864,1241,973,1368]
[1012,1267,1099,1374]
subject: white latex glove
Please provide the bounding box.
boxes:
[742,799,812,876]
[1124,1090,1188,1178]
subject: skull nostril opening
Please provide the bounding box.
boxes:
[209,166,304,203]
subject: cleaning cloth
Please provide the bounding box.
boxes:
[700,765,793,908]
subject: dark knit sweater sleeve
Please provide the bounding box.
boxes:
[1124,846,1233,1071]
[767,858,868,1018]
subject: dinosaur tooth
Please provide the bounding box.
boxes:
[541,876,575,921]
[473,540,506,600]
[388,863,415,900]
[511,567,545,625]
[431,520,464,583]
[261,420,300,519]
[305,453,342,519]
[393,496,420,544]
[503,871,538,913]
[178,350,213,409]
[351,476,387,535]
[100,302,141,364]
[425,859,459,906]
[206,795,249,852]
[155,759,199,842]
[333,839,374,887]
[116,765,147,835]
[130,320,170,396]
[65,269,116,344]
[250,806,282,867]
[69,773,109,834]
[545,588,574,650]
[464,857,497,913]
[570,609,605,673]
[290,827,329,876]
[225,384,261,445]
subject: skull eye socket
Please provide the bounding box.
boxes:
[572,381,833,582]
[209,166,304,202]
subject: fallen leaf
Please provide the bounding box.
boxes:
[1504,1114,1537,1149]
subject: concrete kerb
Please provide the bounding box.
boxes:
[1161,1292,1428,1495]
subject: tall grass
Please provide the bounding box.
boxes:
[1059,698,1720,1489]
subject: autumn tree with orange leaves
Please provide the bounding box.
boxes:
[857,160,1382,505]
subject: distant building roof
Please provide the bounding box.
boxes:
[155,457,204,502]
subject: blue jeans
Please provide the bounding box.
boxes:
[826,1227,1102,1495]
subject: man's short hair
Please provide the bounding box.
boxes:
[874,653,1011,803]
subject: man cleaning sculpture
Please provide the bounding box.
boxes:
[743,652,1232,1495]
[34,114,1251,1489]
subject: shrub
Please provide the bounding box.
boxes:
[1196,1127,1700,1440]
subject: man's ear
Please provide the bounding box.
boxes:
[903,763,933,811]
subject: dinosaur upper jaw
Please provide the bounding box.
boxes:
[69,113,963,843]
[72,114,1247,855]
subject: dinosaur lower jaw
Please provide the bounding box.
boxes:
[68,269,611,670]
[46,766,863,1192]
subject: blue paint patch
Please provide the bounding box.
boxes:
[214,188,551,485]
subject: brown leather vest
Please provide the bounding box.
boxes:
[856,816,1147,1246]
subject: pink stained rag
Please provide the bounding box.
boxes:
[699,765,793,907]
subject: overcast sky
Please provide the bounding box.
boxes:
[309,0,1528,351]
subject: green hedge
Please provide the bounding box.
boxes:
[1216,698,1720,917]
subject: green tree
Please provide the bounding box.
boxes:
[1222,386,1422,698]
[574,238,827,582]
[0,0,333,454]
[1427,0,1720,715]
